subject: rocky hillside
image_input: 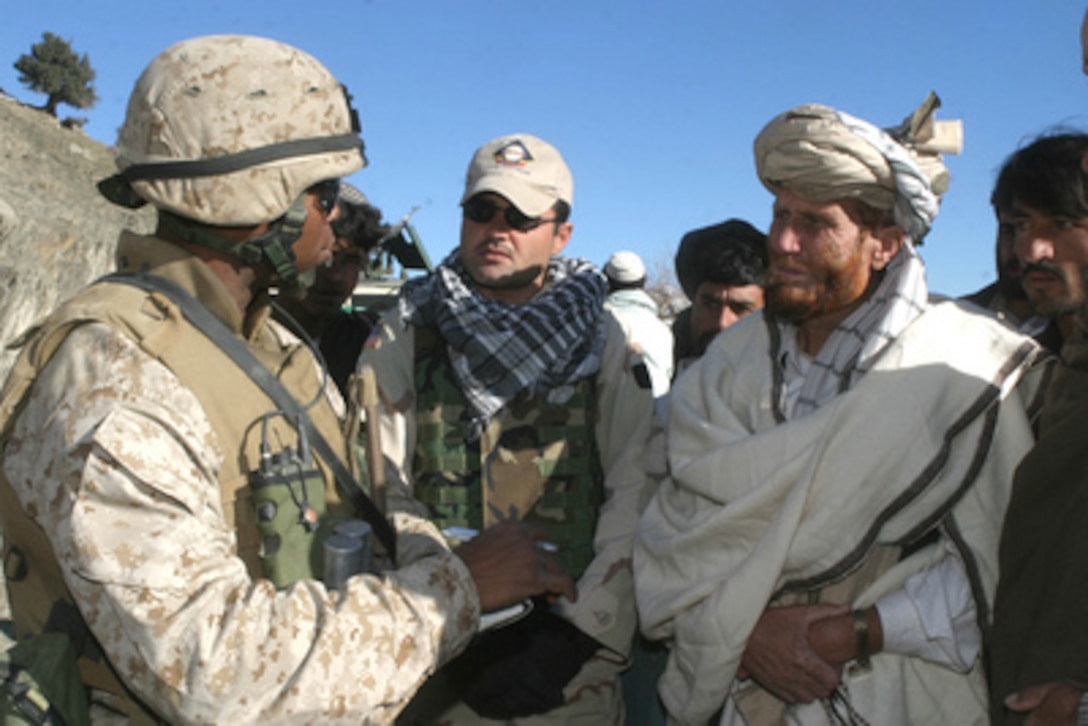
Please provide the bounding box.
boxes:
[0,95,155,383]
[0,97,155,623]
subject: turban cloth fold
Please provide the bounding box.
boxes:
[754,92,961,243]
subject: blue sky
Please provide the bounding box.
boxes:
[3,1,1085,296]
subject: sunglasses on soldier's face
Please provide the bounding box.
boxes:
[309,179,341,217]
[462,196,557,232]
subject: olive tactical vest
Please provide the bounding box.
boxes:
[410,328,604,579]
[0,278,350,720]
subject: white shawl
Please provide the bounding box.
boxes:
[634,300,1046,724]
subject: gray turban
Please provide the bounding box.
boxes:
[754,92,962,242]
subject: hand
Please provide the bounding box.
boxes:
[739,603,849,703]
[454,520,577,612]
[1005,681,1084,725]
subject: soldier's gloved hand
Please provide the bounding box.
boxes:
[454,521,577,612]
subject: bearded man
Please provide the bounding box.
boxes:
[634,95,1051,725]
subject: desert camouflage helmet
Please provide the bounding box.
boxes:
[109,34,365,226]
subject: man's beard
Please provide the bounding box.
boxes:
[764,265,868,325]
[763,227,878,325]
[1022,261,1075,317]
[471,264,546,291]
[765,281,820,324]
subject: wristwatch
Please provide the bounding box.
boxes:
[851,609,871,669]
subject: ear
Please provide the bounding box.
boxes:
[551,222,573,256]
[871,225,905,271]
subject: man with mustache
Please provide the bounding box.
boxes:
[987,131,1088,724]
[634,96,1050,724]
[356,133,654,724]
[986,19,1088,726]
[990,133,1088,354]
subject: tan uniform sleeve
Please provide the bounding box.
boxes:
[2,324,478,725]
[552,311,657,658]
[355,310,430,520]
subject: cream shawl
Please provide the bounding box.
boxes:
[634,300,1048,724]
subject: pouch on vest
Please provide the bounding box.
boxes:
[249,448,330,589]
[0,633,90,726]
[445,604,600,719]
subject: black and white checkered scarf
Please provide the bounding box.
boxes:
[399,252,607,432]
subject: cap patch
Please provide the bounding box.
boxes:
[493,140,534,167]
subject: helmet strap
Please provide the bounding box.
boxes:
[244,199,309,287]
[158,197,311,287]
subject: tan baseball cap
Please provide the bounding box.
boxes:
[460,133,573,217]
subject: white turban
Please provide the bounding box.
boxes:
[754,92,962,242]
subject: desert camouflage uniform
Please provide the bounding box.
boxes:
[0,235,480,724]
[357,302,656,724]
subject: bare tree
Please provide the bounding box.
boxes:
[645,252,686,325]
[14,32,98,118]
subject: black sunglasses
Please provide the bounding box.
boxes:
[310,179,341,216]
[462,196,557,232]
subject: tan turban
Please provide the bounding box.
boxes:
[754,92,962,242]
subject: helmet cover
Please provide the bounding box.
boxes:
[115,34,365,226]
